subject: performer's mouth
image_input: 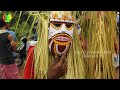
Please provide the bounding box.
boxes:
[52,33,72,45]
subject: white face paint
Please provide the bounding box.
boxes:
[48,14,76,56]
[49,22,73,39]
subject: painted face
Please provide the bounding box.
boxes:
[48,14,76,56]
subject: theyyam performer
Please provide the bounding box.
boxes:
[23,11,86,79]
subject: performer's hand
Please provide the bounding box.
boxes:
[47,53,67,79]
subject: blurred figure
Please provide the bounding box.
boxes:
[0,18,20,79]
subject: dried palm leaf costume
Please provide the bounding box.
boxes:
[79,11,119,79]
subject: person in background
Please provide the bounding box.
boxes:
[3,13,17,58]
[6,23,17,42]
[0,18,20,79]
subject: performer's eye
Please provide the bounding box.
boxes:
[65,23,73,30]
[54,23,62,28]
[66,24,73,28]
[50,22,63,30]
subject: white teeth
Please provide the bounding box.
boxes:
[54,36,70,41]
[49,40,53,52]
[56,44,68,55]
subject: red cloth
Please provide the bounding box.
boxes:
[23,46,35,79]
